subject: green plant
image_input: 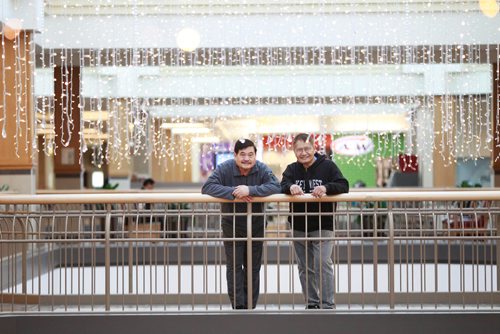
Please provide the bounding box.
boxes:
[0,184,9,191]
[458,180,481,188]
[102,182,119,190]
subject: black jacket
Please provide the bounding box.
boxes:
[281,153,349,232]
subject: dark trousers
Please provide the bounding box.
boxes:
[223,240,263,309]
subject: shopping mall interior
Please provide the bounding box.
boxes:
[0,1,500,334]
[0,0,499,192]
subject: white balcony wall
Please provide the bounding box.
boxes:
[148,103,411,119]
[73,64,491,99]
[35,11,500,49]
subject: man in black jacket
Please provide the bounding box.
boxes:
[281,133,349,309]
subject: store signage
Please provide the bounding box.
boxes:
[332,135,374,156]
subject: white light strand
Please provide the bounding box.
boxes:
[0,1,497,174]
[1,27,6,139]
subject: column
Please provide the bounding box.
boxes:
[53,65,81,189]
[492,63,500,291]
[0,31,35,194]
[152,128,192,184]
[107,98,132,189]
[493,63,500,186]
[432,96,456,188]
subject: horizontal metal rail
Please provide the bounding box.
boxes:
[0,190,499,204]
[0,191,498,312]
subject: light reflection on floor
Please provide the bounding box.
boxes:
[5,263,497,295]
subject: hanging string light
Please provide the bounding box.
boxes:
[0,0,498,172]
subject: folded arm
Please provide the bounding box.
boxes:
[201,168,235,200]
[248,167,281,197]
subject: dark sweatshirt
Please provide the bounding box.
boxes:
[281,153,349,232]
[202,159,281,237]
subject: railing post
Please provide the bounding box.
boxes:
[387,202,395,309]
[104,204,111,311]
[127,215,133,294]
[21,219,27,295]
[128,238,133,294]
[246,202,253,310]
[496,214,500,292]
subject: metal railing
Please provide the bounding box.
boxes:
[0,191,499,312]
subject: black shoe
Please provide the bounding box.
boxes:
[234,305,246,309]
[306,304,320,309]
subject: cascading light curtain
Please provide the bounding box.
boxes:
[0,1,499,172]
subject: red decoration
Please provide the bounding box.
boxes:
[398,154,418,172]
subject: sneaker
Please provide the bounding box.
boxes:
[306,304,320,309]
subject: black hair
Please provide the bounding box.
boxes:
[293,133,315,146]
[234,139,257,154]
[353,180,366,188]
[142,178,155,188]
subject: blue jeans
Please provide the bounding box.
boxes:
[293,229,335,308]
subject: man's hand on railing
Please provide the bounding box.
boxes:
[311,186,327,198]
[232,185,253,202]
[289,184,304,196]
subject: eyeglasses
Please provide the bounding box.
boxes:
[294,146,314,154]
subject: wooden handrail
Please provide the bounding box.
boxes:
[35,187,500,195]
[0,190,498,205]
